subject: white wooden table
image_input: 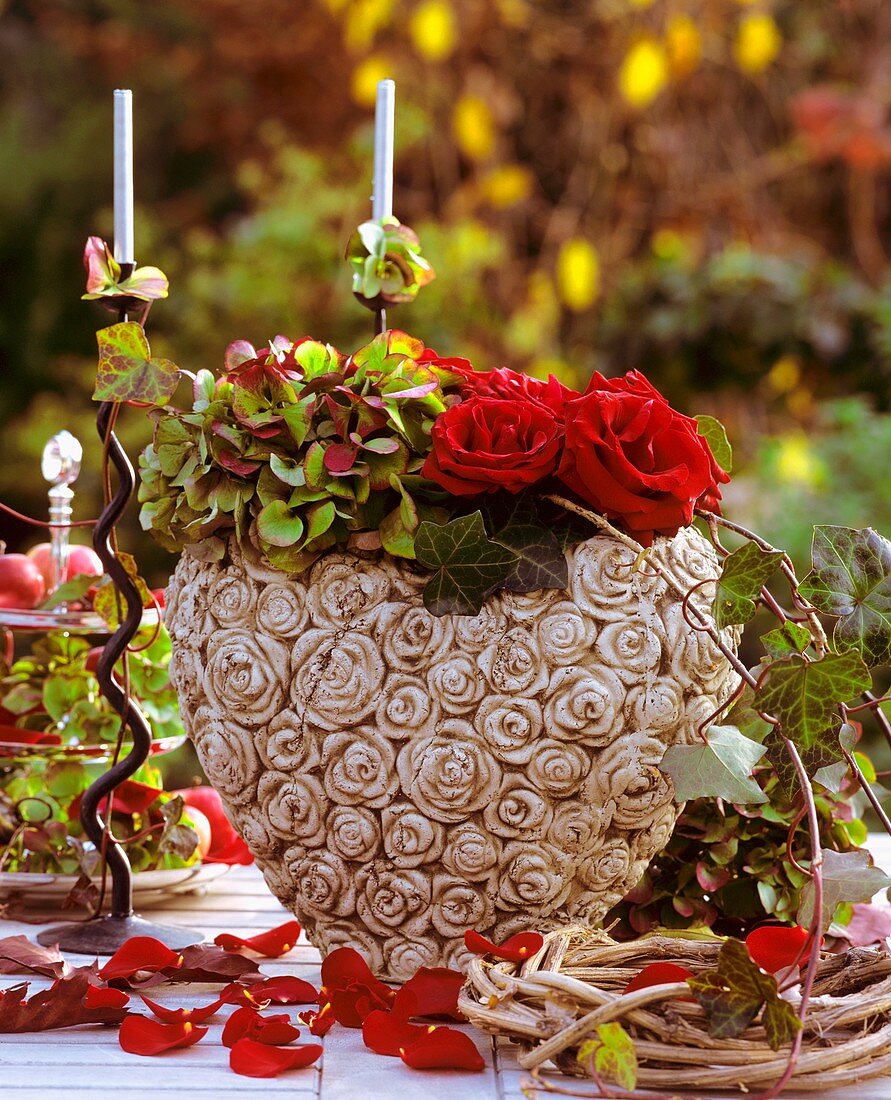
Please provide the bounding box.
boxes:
[2,852,891,1100]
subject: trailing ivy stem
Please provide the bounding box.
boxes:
[756,737,823,1100]
[865,689,891,754]
[843,746,891,835]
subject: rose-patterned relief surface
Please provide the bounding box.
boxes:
[166,528,739,980]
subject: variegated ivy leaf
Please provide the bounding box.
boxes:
[798,526,891,669]
[712,542,783,629]
[416,511,515,616]
[92,552,155,630]
[486,496,568,592]
[760,621,812,660]
[660,725,767,805]
[695,414,733,473]
[93,323,180,406]
[799,848,891,931]
[577,1023,637,1090]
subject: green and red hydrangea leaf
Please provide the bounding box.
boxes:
[257,501,305,548]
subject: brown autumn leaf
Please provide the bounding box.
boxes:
[0,935,70,979]
[0,972,127,1033]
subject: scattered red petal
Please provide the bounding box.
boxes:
[393,968,465,1022]
[214,920,302,958]
[399,1026,485,1072]
[299,1001,336,1037]
[244,975,319,1006]
[363,1008,433,1056]
[99,938,184,981]
[229,1037,323,1078]
[320,948,394,1027]
[118,1014,207,1056]
[464,929,544,963]
[140,994,223,1024]
[746,925,813,973]
[84,985,130,1010]
[623,962,694,995]
[222,1005,302,1047]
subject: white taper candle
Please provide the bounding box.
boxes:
[372,79,395,223]
[113,89,135,265]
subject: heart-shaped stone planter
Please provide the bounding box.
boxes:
[166,525,738,979]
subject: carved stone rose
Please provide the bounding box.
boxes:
[167,526,739,979]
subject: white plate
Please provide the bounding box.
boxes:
[0,863,230,905]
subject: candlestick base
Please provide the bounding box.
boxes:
[36,914,201,954]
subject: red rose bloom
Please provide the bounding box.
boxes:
[423,395,561,496]
[557,370,729,545]
[457,367,578,420]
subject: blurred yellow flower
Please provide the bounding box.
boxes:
[628,0,655,8]
[410,0,457,61]
[767,355,801,394]
[775,434,823,488]
[618,39,669,108]
[480,164,533,207]
[344,0,394,53]
[666,14,701,77]
[733,13,782,74]
[351,55,394,106]
[651,228,688,262]
[557,238,600,312]
[453,95,496,160]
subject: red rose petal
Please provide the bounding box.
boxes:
[244,975,319,1006]
[329,984,393,1027]
[215,920,302,958]
[746,925,813,974]
[399,1027,485,1072]
[623,962,694,994]
[222,1006,301,1047]
[393,968,465,1021]
[464,929,544,963]
[118,1015,207,1056]
[299,1002,336,1037]
[100,938,184,980]
[84,985,130,1010]
[363,1008,434,1056]
[321,947,391,999]
[140,994,223,1024]
[229,1037,323,1078]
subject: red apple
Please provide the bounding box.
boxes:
[0,554,46,609]
[184,805,213,860]
[27,542,104,589]
[174,786,254,865]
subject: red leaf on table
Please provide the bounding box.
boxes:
[0,935,69,979]
[623,962,694,995]
[222,1005,301,1047]
[0,973,128,1033]
[99,938,184,981]
[363,1008,434,1056]
[398,1027,485,1072]
[0,725,61,746]
[243,975,319,1006]
[298,1002,336,1037]
[215,920,302,958]
[746,925,813,973]
[166,944,264,985]
[464,929,544,963]
[85,985,130,1010]
[140,994,224,1024]
[175,786,254,865]
[393,968,465,1022]
[119,1014,208,1055]
[229,1037,323,1078]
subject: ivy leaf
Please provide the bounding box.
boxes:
[415,512,515,617]
[92,553,154,630]
[798,526,891,669]
[93,323,180,406]
[760,621,812,660]
[659,725,767,805]
[577,1022,638,1090]
[158,796,199,862]
[488,499,569,593]
[712,543,783,629]
[695,414,733,473]
[37,574,96,611]
[688,939,800,1050]
[756,651,871,753]
[762,725,846,800]
[799,848,891,931]
[812,723,857,793]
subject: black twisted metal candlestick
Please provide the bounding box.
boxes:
[38,295,198,953]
